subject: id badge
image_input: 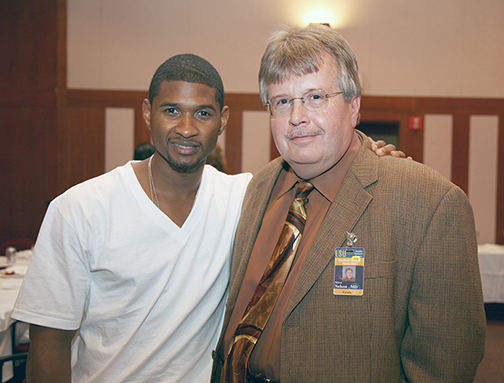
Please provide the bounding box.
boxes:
[333,247,364,296]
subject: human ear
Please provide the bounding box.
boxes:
[350,96,361,128]
[142,99,152,131]
[219,106,229,135]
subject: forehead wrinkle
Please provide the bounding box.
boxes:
[268,67,337,100]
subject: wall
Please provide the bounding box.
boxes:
[0,0,64,246]
[65,0,503,244]
[1,0,503,245]
[67,0,504,98]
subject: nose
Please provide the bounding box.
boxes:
[174,115,198,138]
[289,98,309,126]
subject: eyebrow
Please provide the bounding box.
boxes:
[158,102,217,112]
[270,88,323,99]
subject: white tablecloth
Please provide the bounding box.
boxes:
[478,244,504,303]
[0,251,31,381]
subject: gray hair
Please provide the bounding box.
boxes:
[259,25,361,105]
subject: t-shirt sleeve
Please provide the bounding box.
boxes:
[12,198,91,330]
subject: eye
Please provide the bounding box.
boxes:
[276,98,290,106]
[306,91,326,107]
[195,109,213,121]
[306,91,326,101]
[163,107,180,117]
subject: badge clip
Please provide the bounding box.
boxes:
[345,231,358,247]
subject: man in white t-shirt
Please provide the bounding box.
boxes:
[12,54,252,383]
[12,54,401,383]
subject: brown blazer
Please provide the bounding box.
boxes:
[212,134,486,382]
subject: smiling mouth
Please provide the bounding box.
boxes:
[170,141,201,154]
[174,142,197,148]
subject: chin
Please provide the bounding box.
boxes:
[287,154,321,168]
[168,157,205,172]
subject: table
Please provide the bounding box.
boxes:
[0,251,31,381]
[478,244,504,303]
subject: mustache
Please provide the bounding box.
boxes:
[285,127,323,140]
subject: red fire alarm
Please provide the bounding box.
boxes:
[409,116,423,130]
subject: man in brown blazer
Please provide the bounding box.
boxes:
[212,25,485,382]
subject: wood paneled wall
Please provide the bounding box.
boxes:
[1,0,503,245]
[0,0,65,246]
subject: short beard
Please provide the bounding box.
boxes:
[165,152,205,172]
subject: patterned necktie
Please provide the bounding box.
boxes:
[222,181,314,383]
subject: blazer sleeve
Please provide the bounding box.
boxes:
[400,184,486,382]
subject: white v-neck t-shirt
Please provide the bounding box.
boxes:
[12,162,252,383]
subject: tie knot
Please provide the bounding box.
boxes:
[295,181,314,200]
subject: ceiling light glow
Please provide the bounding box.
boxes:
[302,7,337,28]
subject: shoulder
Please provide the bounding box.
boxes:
[203,165,252,188]
[246,157,285,190]
[355,152,471,220]
[65,162,132,194]
[201,165,252,203]
[50,162,135,214]
[349,135,470,215]
[236,158,285,216]
[354,135,460,196]
[380,156,461,197]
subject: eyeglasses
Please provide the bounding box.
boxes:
[266,90,343,117]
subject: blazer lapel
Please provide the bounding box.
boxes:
[224,159,284,327]
[286,139,378,316]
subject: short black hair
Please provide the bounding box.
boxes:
[148,54,225,110]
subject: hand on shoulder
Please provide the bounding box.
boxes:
[370,138,413,160]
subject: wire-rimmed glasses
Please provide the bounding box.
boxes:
[266,90,343,117]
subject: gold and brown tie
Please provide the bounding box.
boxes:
[222,181,314,383]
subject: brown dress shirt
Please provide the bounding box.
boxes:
[223,131,362,381]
